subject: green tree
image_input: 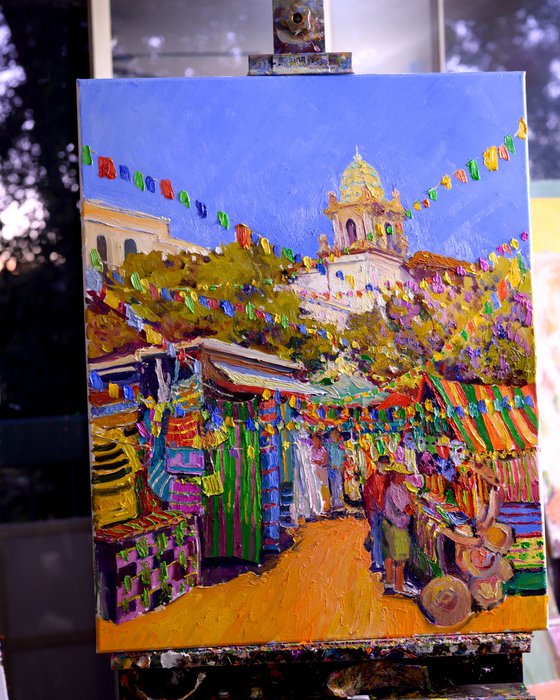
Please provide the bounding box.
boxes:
[87,242,339,370]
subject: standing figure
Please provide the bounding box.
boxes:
[326,429,345,512]
[363,455,390,572]
[310,432,330,512]
[293,429,324,519]
[381,470,415,595]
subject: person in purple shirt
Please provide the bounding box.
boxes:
[381,470,415,595]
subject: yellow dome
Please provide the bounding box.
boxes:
[339,150,385,203]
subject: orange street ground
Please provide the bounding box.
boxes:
[98,516,547,653]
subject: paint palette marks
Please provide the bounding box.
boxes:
[78,73,546,654]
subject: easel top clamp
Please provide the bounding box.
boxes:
[248,0,352,75]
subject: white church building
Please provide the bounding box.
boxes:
[292,151,411,328]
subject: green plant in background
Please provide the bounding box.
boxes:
[118,549,129,562]
[135,538,149,559]
[140,563,151,586]
[178,550,188,570]
[159,561,168,584]
[141,587,150,609]
[123,575,133,593]
[122,598,129,614]
[162,582,173,603]
[174,520,186,546]
[156,532,167,557]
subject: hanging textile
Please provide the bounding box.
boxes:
[258,398,281,552]
[492,452,539,502]
[204,400,262,562]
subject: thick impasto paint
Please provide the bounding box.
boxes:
[78,74,546,654]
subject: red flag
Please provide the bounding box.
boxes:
[160,179,175,199]
[98,156,116,179]
[236,223,252,249]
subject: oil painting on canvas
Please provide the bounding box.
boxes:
[78,73,546,653]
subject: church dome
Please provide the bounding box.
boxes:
[339,150,385,203]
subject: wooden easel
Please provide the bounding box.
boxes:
[114,3,538,698]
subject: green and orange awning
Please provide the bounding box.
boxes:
[425,375,538,453]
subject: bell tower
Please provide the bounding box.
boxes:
[323,150,408,258]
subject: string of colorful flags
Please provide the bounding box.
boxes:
[89,270,350,351]
[82,144,325,272]
[83,116,529,286]
[403,117,527,217]
[89,363,536,440]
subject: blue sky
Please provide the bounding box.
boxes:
[78,73,530,262]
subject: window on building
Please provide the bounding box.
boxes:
[124,238,137,258]
[96,235,108,262]
[346,219,357,245]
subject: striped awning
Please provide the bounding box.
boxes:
[426,375,538,453]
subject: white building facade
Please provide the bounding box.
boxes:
[293,151,411,328]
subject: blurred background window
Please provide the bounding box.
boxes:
[0,0,90,520]
[110,0,439,78]
[444,0,560,180]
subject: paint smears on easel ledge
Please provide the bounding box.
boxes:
[77,72,546,655]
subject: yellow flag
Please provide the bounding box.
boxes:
[483,146,499,171]
[440,175,452,190]
[303,256,312,270]
[420,279,429,290]
[413,201,422,211]
[262,389,272,400]
[190,290,198,302]
[145,326,163,345]
[108,382,119,398]
[154,403,165,423]
[489,252,498,265]
[443,271,452,285]
[517,117,528,139]
[104,288,120,310]
[260,237,272,255]
[346,274,355,288]
[247,445,255,459]
[509,256,521,288]
[510,238,519,250]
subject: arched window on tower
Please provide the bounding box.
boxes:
[96,235,108,262]
[345,218,357,245]
[124,238,137,258]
